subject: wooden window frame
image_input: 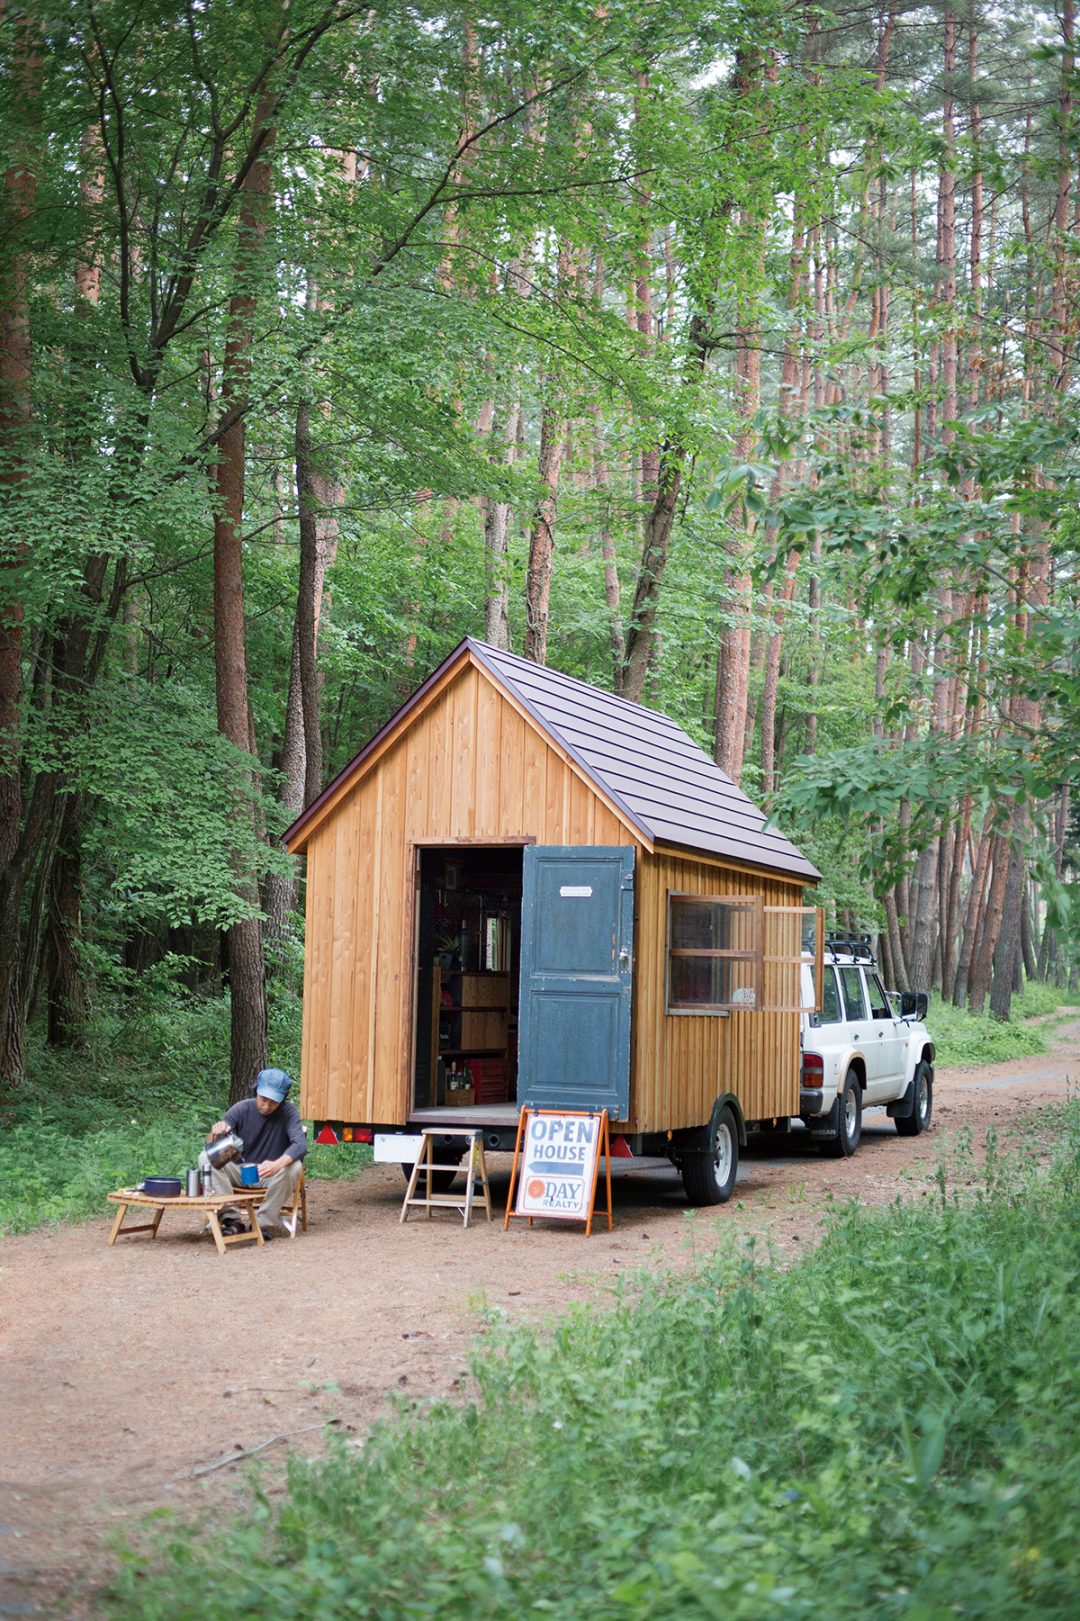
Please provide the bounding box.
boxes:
[763,904,824,1013]
[665,892,763,1015]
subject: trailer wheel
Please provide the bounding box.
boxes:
[895,1061,933,1137]
[681,1104,739,1206]
[821,1068,862,1158]
[401,1157,462,1195]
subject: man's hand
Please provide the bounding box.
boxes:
[207,1120,230,1140]
[258,1156,290,1179]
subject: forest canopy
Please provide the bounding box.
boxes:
[1,0,1076,1096]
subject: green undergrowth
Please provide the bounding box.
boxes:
[930,980,1073,1069]
[108,1107,1080,1620]
[0,984,368,1236]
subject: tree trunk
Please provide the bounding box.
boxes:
[213,97,275,1101]
[968,832,1010,1013]
[621,446,684,704]
[0,11,42,1087]
[524,232,574,666]
[883,891,909,992]
[952,828,990,1005]
[483,399,519,650]
[44,799,86,1048]
[907,844,937,992]
[294,398,327,804]
[989,821,1028,1019]
[1020,880,1038,982]
[622,312,714,703]
[713,106,767,782]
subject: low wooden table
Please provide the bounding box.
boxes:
[106,1189,266,1255]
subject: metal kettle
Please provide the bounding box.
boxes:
[204,1130,244,1168]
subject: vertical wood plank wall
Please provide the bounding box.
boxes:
[629,851,804,1133]
[299,664,630,1124]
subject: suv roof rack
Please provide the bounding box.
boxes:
[825,934,876,965]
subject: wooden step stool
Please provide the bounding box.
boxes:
[400,1129,492,1228]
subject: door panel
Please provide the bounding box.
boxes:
[518,846,634,1119]
[863,969,908,1099]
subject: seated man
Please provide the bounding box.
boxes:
[202,1067,307,1239]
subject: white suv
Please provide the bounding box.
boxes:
[798,939,935,1156]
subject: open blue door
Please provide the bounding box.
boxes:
[518,846,634,1119]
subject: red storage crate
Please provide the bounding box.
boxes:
[468,1056,508,1103]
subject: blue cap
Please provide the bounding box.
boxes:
[255,1067,293,1103]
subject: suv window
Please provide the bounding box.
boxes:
[866,972,892,1020]
[811,966,841,1025]
[837,965,867,1022]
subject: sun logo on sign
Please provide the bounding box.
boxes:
[527,1178,546,1199]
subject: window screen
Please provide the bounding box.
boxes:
[667,895,761,1013]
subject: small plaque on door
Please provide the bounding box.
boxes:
[559,885,593,898]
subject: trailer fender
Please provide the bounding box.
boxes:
[669,1093,748,1157]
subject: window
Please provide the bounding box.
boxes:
[667,895,761,1013]
[866,972,892,1021]
[765,904,823,1013]
[838,965,867,1022]
[809,966,842,1026]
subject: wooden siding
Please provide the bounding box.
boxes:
[628,850,804,1133]
[299,664,633,1124]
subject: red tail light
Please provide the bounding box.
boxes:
[801,1053,824,1088]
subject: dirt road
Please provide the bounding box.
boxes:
[2,1020,1076,1617]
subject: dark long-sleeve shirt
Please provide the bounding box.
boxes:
[224,1097,308,1166]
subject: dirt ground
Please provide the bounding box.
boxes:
[2,1019,1077,1618]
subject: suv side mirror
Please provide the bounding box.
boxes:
[899,991,929,1021]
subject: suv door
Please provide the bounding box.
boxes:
[834,961,870,1081]
[862,969,907,1099]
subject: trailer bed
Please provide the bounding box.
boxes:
[407,1104,521,1130]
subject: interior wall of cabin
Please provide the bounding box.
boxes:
[412,846,524,1110]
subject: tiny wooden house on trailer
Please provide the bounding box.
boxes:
[285,639,821,1204]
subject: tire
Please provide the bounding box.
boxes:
[681,1104,739,1206]
[896,1060,933,1137]
[821,1069,862,1158]
[401,1158,461,1194]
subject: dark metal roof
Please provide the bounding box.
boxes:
[286,637,819,883]
[469,641,820,882]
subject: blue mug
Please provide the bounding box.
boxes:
[240,1162,259,1187]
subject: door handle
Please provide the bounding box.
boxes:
[619,949,631,971]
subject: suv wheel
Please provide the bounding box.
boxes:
[896,1060,933,1137]
[681,1104,739,1205]
[822,1068,862,1158]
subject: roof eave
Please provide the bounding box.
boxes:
[653,838,821,885]
[465,639,655,853]
[283,639,474,852]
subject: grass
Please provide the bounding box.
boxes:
[930,980,1075,1070]
[0,983,369,1236]
[105,1104,1080,1619]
